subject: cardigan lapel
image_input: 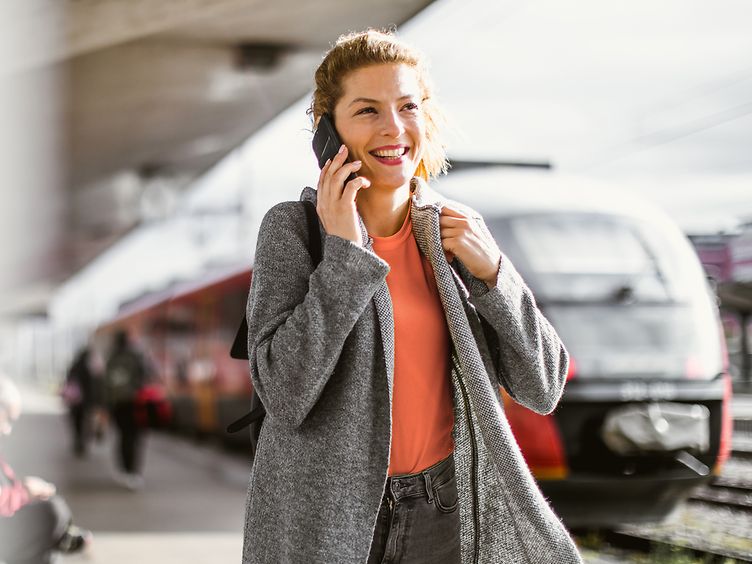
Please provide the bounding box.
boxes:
[409,178,506,443]
[409,179,485,376]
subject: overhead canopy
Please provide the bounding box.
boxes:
[0,0,435,315]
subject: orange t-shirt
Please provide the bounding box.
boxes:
[370,207,455,476]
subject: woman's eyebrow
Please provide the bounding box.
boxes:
[348,94,417,107]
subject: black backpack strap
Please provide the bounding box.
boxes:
[302,199,323,265]
[226,403,267,433]
[226,199,322,432]
[230,317,249,360]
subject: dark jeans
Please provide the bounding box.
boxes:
[111,401,143,474]
[0,496,71,564]
[367,452,461,564]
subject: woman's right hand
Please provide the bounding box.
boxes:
[316,144,371,246]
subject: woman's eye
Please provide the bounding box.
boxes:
[403,102,419,111]
[355,107,376,115]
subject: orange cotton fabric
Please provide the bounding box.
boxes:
[370,206,455,476]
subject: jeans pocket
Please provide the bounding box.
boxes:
[432,474,458,513]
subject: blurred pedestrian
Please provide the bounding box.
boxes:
[241,29,581,564]
[104,330,148,490]
[0,376,93,564]
[62,346,95,457]
[88,348,109,445]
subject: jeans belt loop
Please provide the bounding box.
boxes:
[423,471,434,504]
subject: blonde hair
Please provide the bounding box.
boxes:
[307,29,448,181]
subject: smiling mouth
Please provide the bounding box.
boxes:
[369,147,409,159]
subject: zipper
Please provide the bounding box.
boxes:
[452,349,480,564]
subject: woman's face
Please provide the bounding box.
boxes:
[333,63,426,192]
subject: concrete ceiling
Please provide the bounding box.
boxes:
[0,0,435,316]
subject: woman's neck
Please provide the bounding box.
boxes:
[356,182,412,238]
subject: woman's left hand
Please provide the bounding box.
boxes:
[439,206,502,288]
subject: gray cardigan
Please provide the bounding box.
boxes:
[242,177,582,563]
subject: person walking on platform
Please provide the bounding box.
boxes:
[104,330,148,490]
[62,346,95,457]
[241,29,582,564]
[0,376,93,564]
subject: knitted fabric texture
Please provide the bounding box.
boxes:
[242,177,582,563]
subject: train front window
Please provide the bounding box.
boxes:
[486,212,723,380]
[508,213,674,303]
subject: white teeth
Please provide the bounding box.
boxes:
[371,148,406,158]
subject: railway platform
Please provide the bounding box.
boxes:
[4,386,750,563]
[3,388,246,563]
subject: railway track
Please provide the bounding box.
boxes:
[582,426,752,562]
[689,437,752,511]
[732,433,752,461]
[689,478,752,512]
[602,528,751,563]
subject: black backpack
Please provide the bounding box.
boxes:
[227,200,322,459]
[105,349,147,404]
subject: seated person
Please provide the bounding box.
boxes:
[0,376,93,564]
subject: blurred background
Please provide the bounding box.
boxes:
[1,0,751,562]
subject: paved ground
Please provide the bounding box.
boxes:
[3,389,248,563]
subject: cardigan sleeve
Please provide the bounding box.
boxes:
[453,218,569,416]
[246,202,390,430]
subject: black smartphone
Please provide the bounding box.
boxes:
[312,113,357,183]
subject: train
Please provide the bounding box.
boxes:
[435,169,732,526]
[94,266,253,442]
[94,168,732,527]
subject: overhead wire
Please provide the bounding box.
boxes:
[577,66,752,173]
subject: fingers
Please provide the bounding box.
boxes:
[331,161,363,195]
[439,226,464,239]
[439,205,470,229]
[317,158,332,191]
[440,205,467,218]
[342,175,371,203]
[318,145,363,200]
[324,144,352,192]
[441,234,457,264]
[317,143,348,193]
[439,215,466,228]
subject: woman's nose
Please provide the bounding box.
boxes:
[380,110,405,138]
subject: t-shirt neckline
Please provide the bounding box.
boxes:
[370,207,412,252]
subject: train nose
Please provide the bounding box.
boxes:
[600,401,711,456]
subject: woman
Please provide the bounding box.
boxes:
[242,29,582,564]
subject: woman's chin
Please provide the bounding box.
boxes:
[367,166,414,191]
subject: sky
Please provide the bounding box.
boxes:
[418,0,752,231]
[50,0,752,327]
